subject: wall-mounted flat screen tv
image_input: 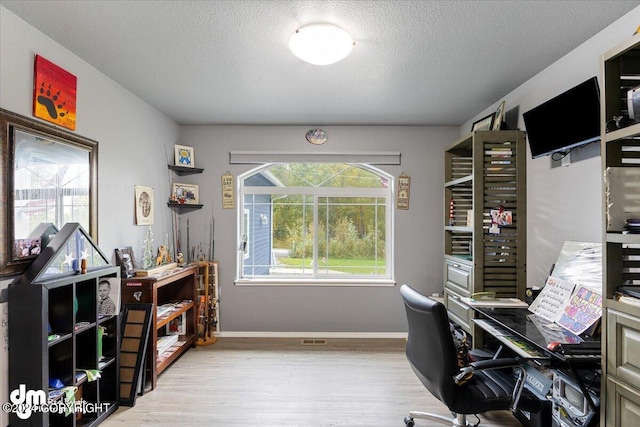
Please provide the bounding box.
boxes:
[523,76,600,159]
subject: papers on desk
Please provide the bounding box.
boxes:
[528,276,602,336]
[460,297,528,308]
[528,276,575,322]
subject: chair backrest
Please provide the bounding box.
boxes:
[400,284,459,407]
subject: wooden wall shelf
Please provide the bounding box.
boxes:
[167,202,203,210]
[167,164,204,175]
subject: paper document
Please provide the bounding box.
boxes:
[528,276,575,322]
[528,276,602,336]
[556,285,603,335]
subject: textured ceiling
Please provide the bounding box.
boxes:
[1,1,638,126]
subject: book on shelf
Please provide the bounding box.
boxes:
[157,342,183,363]
[157,300,192,319]
[157,304,174,318]
[157,334,179,355]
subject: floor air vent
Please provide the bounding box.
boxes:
[301,338,327,346]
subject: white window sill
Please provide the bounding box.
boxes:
[234,278,396,287]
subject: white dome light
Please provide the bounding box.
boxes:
[289,23,354,65]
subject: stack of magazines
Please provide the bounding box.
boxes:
[157,335,178,355]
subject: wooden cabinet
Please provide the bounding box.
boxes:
[120,266,197,390]
[9,223,120,426]
[605,378,640,427]
[443,130,527,338]
[601,32,640,427]
[196,261,220,345]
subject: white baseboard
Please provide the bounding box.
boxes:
[218,331,408,339]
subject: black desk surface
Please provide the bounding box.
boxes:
[473,306,598,358]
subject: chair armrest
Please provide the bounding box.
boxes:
[470,357,521,371]
[455,357,527,411]
[454,358,520,384]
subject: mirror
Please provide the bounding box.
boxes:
[1,108,97,277]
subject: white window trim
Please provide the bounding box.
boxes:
[234,278,396,287]
[236,163,395,286]
[242,208,250,261]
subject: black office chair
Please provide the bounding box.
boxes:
[400,284,535,427]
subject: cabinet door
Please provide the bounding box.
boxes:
[444,258,473,296]
[444,290,473,333]
[607,309,640,386]
[606,378,640,427]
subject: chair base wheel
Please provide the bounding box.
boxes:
[404,416,415,426]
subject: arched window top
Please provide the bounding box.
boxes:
[243,163,390,189]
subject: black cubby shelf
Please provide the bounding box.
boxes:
[9,267,121,426]
[9,223,120,426]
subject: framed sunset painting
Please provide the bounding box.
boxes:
[33,55,77,130]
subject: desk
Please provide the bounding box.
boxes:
[472,307,599,362]
[471,307,601,427]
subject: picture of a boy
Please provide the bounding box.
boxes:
[98,279,117,315]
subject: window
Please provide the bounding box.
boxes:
[237,163,394,285]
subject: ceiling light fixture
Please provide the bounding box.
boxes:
[289,23,354,65]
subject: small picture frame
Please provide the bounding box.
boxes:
[134,185,154,225]
[492,100,506,131]
[115,246,137,278]
[13,237,42,259]
[174,144,195,168]
[490,209,513,226]
[98,277,121,316]
[172,183,200,205]
[166,312,186,335]
[471,113,495,132]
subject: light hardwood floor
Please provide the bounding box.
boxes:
[102,338,522,426]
